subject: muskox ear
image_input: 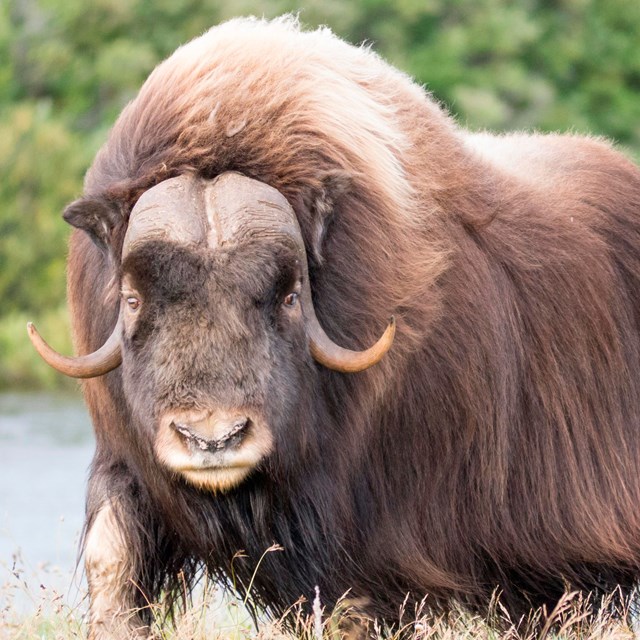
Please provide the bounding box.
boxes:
[309,170,352,264]
[63,198,121,251]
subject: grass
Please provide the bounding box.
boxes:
[1,547,638,639]
[0,554,84,640]
[2,552,639,640]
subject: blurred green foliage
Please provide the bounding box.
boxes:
[1,0,640,388]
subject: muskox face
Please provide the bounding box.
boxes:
[27,171,395,492]
[120,237,305,491]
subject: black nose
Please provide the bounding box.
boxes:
[172,417,250,452]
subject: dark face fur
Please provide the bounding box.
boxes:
[120,239,309,492]
[29,172,393,491]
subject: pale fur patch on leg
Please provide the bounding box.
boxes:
[85,501,150,639]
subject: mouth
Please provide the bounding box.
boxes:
[154,410,273,492]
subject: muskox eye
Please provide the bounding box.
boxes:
[127,296,141,312]
[283,292,299,308]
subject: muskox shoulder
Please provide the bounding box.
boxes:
[463,131,636,188]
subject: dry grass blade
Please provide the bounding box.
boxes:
[2,555,639,640]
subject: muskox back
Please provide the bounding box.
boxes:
[29,16,640,635]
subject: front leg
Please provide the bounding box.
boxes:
[85,498,151,639]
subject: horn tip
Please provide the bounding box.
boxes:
[386,316,396,338]
[26,321,47,355]
[26,321,38,340]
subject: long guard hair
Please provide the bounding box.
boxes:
[67,16,640,625]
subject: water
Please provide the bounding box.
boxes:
[0,391,94,611]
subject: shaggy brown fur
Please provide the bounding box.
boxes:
[63,15,640,635]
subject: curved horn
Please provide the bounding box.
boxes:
[208,172,396,373]
[27,313,123,379]
[307,314,396,373]
[304,290,396,373]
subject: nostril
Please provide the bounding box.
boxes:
[172,422,211,451]
[231,417,249,432]
[223,417,250,448]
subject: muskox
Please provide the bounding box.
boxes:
[29,15,640,639]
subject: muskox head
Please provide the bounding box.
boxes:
[28,172,394,491]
